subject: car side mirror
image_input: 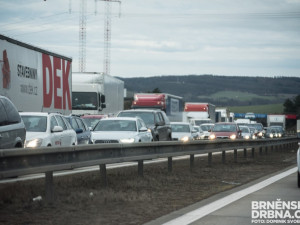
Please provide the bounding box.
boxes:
[139,127,148,132]
[52,125,63,133]
[75,128,83,134]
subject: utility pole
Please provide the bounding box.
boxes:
[98,0,121,75]
[79,0,87,72]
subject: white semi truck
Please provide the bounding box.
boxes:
[0,34,72,115]
[72,72,124,116]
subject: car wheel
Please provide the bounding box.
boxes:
[298,172,300,188]
[154,135,159,141]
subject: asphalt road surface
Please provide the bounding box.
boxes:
[146,166,299,225]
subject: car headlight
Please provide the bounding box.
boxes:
[180,136,189,142]
[278,133,282,138]
[147,128,152,133]
[270,134,273,138]
[25,138,43,148]
[120,138,135,143]
[258,132,263,137]
[209,134,216,140]
[244,135,250,140]
[230,134,236,140]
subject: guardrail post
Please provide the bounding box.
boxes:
[168,157,173,173]
[222,151,226,164]
[244,148,247,158]
[208,152,212,166]
[100,164,107,187]
[138,160,144,177]
[234,149,237,163]
[259,147,263,155]
[251,148,255,158]
[190,154,194,171]
[45,171,54,203]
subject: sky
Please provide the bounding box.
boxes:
[0,0,300,78]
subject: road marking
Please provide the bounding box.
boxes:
[163,167,297,225]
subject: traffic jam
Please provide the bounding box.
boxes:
[0,34,296,150]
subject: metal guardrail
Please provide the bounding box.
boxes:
[0,137,298,201]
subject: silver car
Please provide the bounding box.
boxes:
[91,117,153,144]
[0,96,26,149]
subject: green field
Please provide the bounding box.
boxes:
[200,91,293,103]
[228,104,284,114]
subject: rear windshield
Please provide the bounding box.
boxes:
[118,112,154,126]
[21,116,47,132]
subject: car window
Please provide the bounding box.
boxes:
[118,111,154,126]
[21,116,47,132]
[71,117,79,129]
[1,98,21,125]
[158,112,165,123]
[50,116,58,130]
[137,119,143,130]
[154,113,161,124]
[76,118,86,131]
[0,100,8,126]
[55,115,67,130]
[94,120,137,132]
[62,116,72,130]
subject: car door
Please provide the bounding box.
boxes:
[0,100,11,149]
[55,115,72,146]
[76,117,90,144]
[0,98,25,149]
[154,112,166,141]
[50,116,63,146]
[137,119,149,142]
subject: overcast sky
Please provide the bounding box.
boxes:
[1,0,300,78]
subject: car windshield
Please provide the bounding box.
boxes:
[240,127,249,133]
[94,120,137,132]
[82,118,101,129]
[212,124,237,132]
[171,124,190,133]
[21,115,47,132]
[118,112,154,126]
[200,124,213,131]
[247,124,263,131]
[72,92,98,110]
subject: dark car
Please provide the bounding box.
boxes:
[65,115,91,144]
[209,122,242,140]
[117,109,172,141]
[0,96,26,148]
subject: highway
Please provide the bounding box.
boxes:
[146,166,299,225]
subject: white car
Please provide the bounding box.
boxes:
[20,112,77,148]
[239,125,252,140]
[297,143,300,188]
[171,122,195,142]
[199,123,214,139]
[91,117,153,144]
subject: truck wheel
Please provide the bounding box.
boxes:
[298,172,300,188]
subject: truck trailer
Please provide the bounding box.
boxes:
[182,102,216,126]
[0,34,72,114]
[131,93,183,122]
[267,114,286,130]
[72,72,124,116]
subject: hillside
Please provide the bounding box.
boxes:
[119,75,300,107]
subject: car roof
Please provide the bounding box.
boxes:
[81,114,108,118]
[119,109,160,113]
[101,117,138,121]
[19,112,60,116]
[171,122,190,125]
